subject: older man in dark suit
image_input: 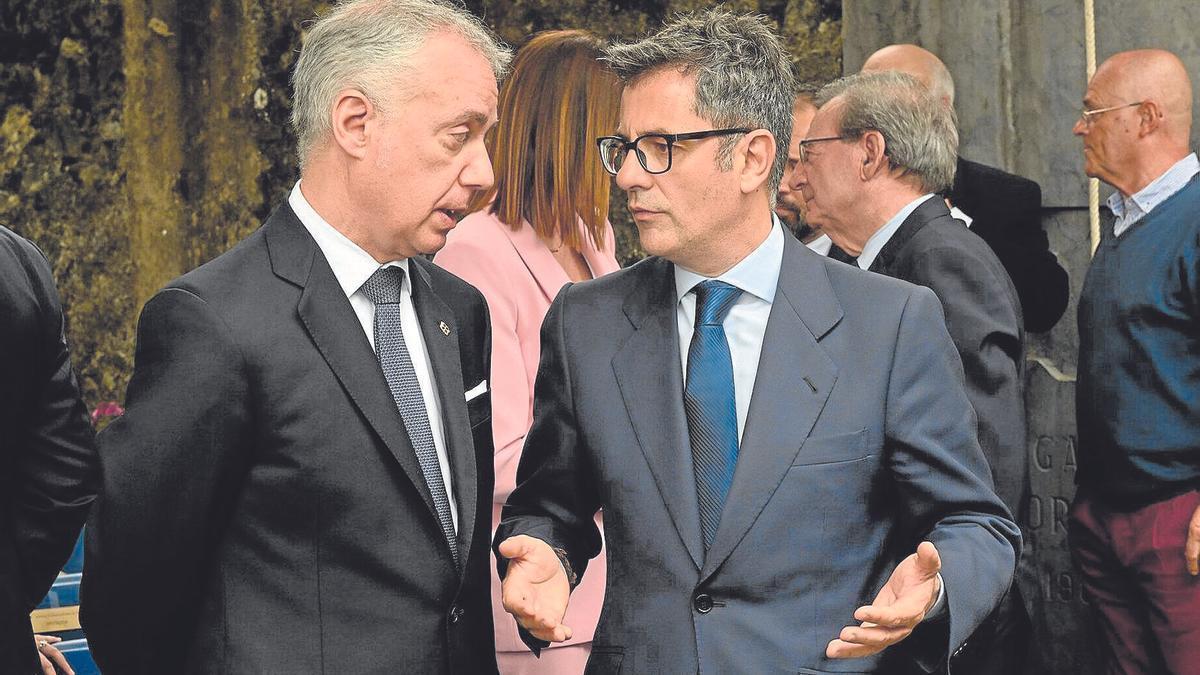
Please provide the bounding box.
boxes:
[794,70,1029,674]
[81,2,509,673]
[861,44,1069,333]
[493,10,1019,674]
[0,226,96,675]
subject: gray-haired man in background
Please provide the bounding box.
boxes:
[792,70,1028,672]
[82,1,508,672]
[495,10,1018,673]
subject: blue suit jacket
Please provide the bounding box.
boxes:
[496,231,1020,673]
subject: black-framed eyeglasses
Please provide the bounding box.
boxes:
[1078,101,1145,127]
[797,135,852,164]
[596,128,752,175]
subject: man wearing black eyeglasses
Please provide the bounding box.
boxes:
[493,8,1018,674]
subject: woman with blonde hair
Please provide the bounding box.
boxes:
[434,29,620,674]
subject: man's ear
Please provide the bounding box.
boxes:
[330,88,373,160]
[1136,100,1164,138]
[738,129,776,196]
[859,130,889,181]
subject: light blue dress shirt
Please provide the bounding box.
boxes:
[1107,152,1200,237]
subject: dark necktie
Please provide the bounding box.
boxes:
[828,244,859,266]
[360,266,459,566]
[683,280,743,550]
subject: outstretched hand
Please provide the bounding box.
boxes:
[827,541,942,659]
[498,535,573,643]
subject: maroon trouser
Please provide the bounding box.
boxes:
[1069,489,1200,675]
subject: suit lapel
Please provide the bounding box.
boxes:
[611,259,705,570]
[701,237,841,580]
[869,197,945,274]
[501,218,571,302]
[408,259,478,573]
[264,206,443,540]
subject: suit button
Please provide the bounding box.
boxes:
[449,605,464,624]
[693,594,714,613]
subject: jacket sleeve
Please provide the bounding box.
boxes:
[492,284,604,651]
[883,286,1021,670]
[82,287,252,674]
[907,244,1027,517]
[8,241,98,609]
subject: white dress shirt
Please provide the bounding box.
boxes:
[1107,152,1200,237]
[289,181,458,531]
[857,194,938,271]
[948,204,974,228]
[674,217,783,443]
[805,233,833,256]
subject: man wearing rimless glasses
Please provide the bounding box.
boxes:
[492,8,1017,674]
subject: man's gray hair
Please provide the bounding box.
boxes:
[290,0,511,166]
[817,71,958,193]
[603,8,795,202]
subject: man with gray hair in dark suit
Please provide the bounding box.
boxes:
[82,2,509,672]
[792,69,1029,674]
[494,9,1019,673]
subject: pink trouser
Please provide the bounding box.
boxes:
[1069,489,1200,675]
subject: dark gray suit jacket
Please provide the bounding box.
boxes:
[950,157,1068,333]
[497,231,1020,673]
[869,197,1027,521]
[0,227,96,674]
[82,204,498,674]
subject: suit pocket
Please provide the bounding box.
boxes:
[792,428,869,466]
[467,390,490,428]
[584,646,624,675]
[796,669,869,675]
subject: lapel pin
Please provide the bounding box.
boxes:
[439,321,451,336]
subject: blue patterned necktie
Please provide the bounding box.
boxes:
[684,280,743,550]
[360,266,459,566]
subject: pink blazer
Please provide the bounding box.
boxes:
[434,210,619,652]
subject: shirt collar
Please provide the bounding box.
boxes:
[1106,152,1200,222]
[805,233,833,256]
[289,181,409,300]
[857,194,937,270]
[674,215,785,305]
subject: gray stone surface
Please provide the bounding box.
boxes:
[844,0,1200,207]
[840,3,1200,670]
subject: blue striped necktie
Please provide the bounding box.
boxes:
[684,280,743,550]
[360,266,459,566]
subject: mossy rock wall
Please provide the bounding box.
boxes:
[0,0,840,412]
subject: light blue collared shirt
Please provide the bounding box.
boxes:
[1106,152,1200,237]
[674,217,784,443]
[857,194,938,270]
[671,214,947,616]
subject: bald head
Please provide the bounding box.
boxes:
[1093,49,1192,143]
[861,44,955,107]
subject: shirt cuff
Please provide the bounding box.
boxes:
[923,572,946,622]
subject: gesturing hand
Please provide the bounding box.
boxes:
[827,541,942,659]
[498,535,573,643]
[35,634,74,675]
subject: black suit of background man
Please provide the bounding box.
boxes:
[0,226,97,674]
[868,196,1032,675]
[950,156,1069,333]
[81,205,497,674]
